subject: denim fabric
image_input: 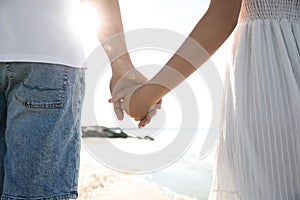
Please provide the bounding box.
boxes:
[0,62,85,200]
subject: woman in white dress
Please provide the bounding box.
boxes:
[99,0,299,199]
[210,1,300,199]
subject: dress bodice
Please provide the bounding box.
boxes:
[239,0,300,22]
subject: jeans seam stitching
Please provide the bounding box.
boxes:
[0,63,11,93]
[1,191,78,200]
[5,63,13,81]
[60,67,68,106]
[0,84,5,93]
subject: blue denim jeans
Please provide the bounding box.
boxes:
[0,62,85,200]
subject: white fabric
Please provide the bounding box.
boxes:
[210,0,300,199]
[0,0,86,68]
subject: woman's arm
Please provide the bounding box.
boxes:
[118,0,242,122]
[150,0,242,96]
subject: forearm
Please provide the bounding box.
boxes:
[89,0,133,75]
[149,0,242,99]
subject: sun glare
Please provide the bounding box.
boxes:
[70,1,102,54]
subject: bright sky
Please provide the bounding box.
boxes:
[76,0,211,55]
[77,0,234,133]
[119,0,209,32]
[76,0,234,161]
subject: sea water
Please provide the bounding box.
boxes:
[136,129,215,200]
[141,152,213,200]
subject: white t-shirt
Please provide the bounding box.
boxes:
[0,0,86,68]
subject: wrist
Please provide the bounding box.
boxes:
[142,82,169,103]
[111,54,134,77]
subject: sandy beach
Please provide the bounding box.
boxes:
[78,147,172,200]
[78,130,214,200]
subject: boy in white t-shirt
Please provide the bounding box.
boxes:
[0,0,150,199]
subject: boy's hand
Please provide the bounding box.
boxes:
[110,67,147,120]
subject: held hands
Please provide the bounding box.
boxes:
[110,67,162,128]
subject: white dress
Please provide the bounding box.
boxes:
[210,0,300,199]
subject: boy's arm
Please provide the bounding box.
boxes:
[88,0,154,120]
[89,0,131,73]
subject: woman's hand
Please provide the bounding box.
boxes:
[113,82,164,128]
[110,66,162,127]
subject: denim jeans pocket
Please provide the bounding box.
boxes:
[14,64,68,109]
